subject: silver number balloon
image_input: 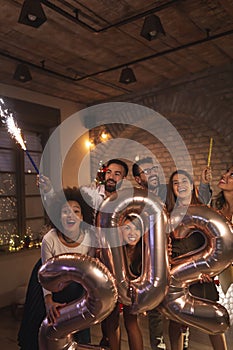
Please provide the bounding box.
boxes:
[38,253,118,350]
[161,205,233,334]
[98,187,170,313]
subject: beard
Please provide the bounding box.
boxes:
[141,176,160,191]
[105,179,123,193]
[148,175,159,189]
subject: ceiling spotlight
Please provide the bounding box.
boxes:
[13,64,32,83]
[18,0,47,28]
[140,14,165,41]
[119,67,136,84]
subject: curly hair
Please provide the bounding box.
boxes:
[49,187,94,232]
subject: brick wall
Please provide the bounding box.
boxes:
[89,65,233,198]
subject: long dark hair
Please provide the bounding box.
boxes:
[166,169,200,213]
[213,191,225,210]
[122,214,143,277]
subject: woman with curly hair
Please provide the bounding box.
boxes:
[18,186,95,349]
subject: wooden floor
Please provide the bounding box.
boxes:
[1,306,232,350]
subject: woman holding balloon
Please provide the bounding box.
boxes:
[120,214,144,350]
[18,186,96,350]
[102,214,144,350]
[41,186,95,345]
[167,169,228,350]
[214,165,233,295]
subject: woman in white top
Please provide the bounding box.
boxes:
[41,186,95,345]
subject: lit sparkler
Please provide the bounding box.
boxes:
[0,98,40,174]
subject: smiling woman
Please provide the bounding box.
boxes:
[60,200,83,244]
[17,186,96,350]
[121,215,143,276]
[166,169,228,350]
[101,213,144,350]
[213,165,233,296]
[214,165,233,222]
[40,187,96,346]
[166,169,200,213]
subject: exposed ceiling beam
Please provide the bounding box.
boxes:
[41,0,181,32]
[1,28,232,83]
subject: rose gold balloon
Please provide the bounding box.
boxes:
[161,205,233,334]
[38,253,118,350]
[98,187,170,314]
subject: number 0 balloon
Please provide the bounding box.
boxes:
[97,188,170,313]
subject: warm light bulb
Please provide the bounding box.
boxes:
[85,140,94,149]
[27,14,38,22]
[149,30,157,38]
[101,131,108,140]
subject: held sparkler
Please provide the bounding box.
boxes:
[0,98,40,174]
[207,137,213,167]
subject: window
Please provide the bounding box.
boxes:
[0,128,17,250]
[0,97,60,252]
[0,128,44,251]
[24,131,45,244]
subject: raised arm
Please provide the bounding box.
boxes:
[198,166,212,205]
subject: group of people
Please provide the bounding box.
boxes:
[18,156,233,350]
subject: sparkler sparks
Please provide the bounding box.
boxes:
[0,98,39,174]
[0,98,26,150]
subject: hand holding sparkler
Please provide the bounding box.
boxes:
[0,98,40,174]
[36,174,53,193]
[200,137,213,184]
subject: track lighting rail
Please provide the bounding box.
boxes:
[41,0,181,32]
[1,28,232,83]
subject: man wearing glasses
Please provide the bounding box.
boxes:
[132,156,167,204]
[132,156,167,350]
[132,157,212,350]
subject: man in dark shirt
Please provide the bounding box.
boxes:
[132,156,167,350]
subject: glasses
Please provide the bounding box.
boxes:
[139,166,158,175]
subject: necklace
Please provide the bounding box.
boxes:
[62,234,74,243]
[61,231,84,245]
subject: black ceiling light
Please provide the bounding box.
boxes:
[13,64,32,83]
[140,14,165,41]
[18,0,47,28]
[119,67,137,84]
